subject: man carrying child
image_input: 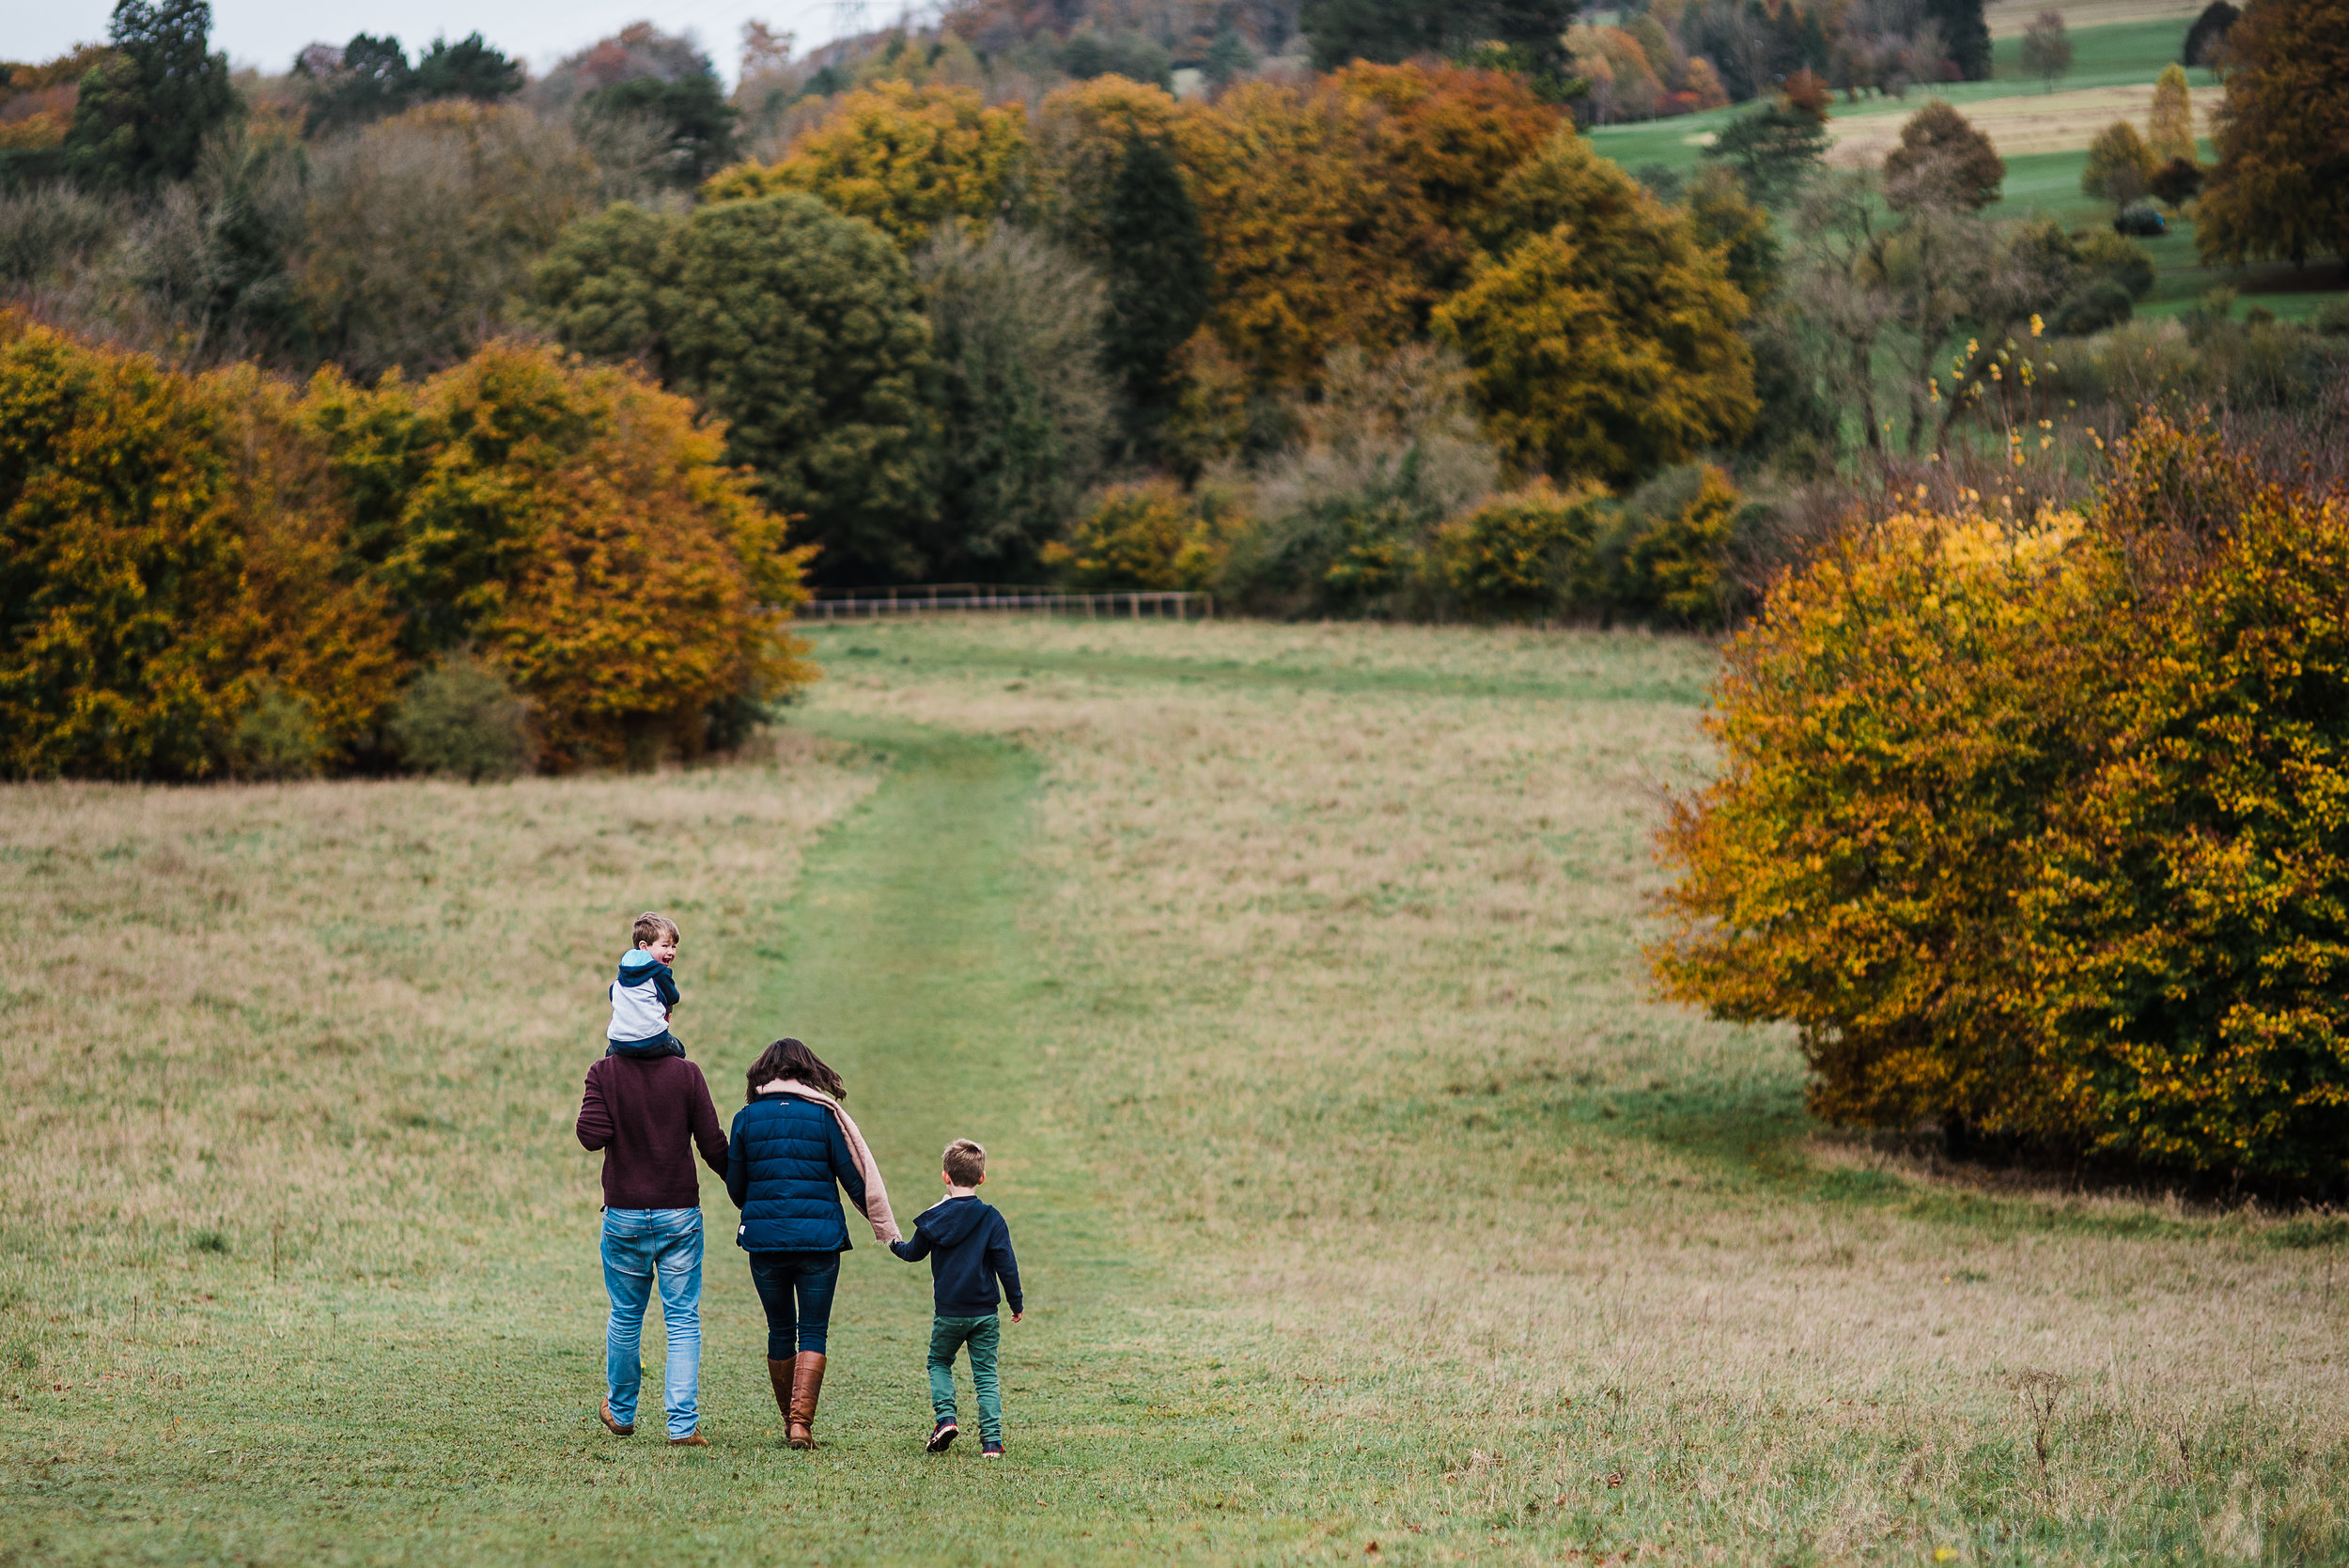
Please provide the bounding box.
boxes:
[577,912,726,1445]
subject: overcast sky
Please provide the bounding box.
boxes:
[11,0,882,85]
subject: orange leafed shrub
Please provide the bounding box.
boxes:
[0,320,403,780]
[1654,418,2349,1177]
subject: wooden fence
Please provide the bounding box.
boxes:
[801,584,1213,622]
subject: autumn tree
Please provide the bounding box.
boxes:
[2082,119,2158,207]
[1435,132,1756,484]
[2147,62,2197,163]
[302,341,812,768]
[1171,76,1428,385]
[1170,64,1556,386]
[2196,0,2348,266]
[706,81,1028,246]
[1883,100,2004,211]
[0,321,400,779]
[2021,9,2071,91]
[1330,62,1561,294]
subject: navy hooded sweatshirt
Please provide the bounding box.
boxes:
[890,1195,1022,1316]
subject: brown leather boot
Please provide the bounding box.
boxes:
[786,1352,826,1450]
[766,1357,797,1426]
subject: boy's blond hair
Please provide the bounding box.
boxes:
[942,1139,987,1187]
[632,911,679,948]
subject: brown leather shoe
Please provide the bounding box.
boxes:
[599,1399,634,1437]
[767,1356,797,1425]
[786,1351,826,1450]
[668,1432,708,1448]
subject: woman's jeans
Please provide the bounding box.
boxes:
[601,1207,704,1439]
[746,1250,842,1357]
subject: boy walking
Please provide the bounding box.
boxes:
[891,1139,1022,1457]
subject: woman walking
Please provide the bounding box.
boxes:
[727,1037,899,1448]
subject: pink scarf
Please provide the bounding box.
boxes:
[754,1078,901,1244]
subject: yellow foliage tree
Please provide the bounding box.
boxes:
[0,319,402,780]
[703,81,1028,245]
[1434,132,1755,484]
[2147,62,2197,165]
[1684,56,1731,111]
[1167,64,1556,387]
[1655,417,2349,1176]
[2081,118,2158,205]
[1042,480,1234,591]
[1437,480,1610,620]
[1171,77,1428,386]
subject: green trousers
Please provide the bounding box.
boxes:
[927,1313,1002,1443]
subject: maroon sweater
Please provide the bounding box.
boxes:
[576,1055,728,1210]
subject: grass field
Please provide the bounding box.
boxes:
[5,618,2348,1564]
[1587,21,2217,178]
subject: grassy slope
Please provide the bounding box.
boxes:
[5,620,2347,1564]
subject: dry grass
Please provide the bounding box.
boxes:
[5,615,2344,1563]
[817,615,2349,1560]
[0,732,874,1277]
[1825,80,2216,162]
[1984,0,2201,39]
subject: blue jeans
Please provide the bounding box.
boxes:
[746,1250,842,1357]
[601,1207,703,1438]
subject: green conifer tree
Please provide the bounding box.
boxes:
[1100,134,1211,450]
[65,0,239,191]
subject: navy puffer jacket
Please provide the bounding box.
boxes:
[725,1092,870,1252]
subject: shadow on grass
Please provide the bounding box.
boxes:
[1588,1078,2335,1245]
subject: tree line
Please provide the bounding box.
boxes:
[1,0,2345,781]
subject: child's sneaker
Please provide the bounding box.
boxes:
[982,1440,1004,1459]
[926,1419,957,1453]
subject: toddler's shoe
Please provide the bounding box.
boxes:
[982,1440,1004,1459]
[926,1419,958,1453]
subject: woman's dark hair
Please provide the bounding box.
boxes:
[746,1037,845,1104]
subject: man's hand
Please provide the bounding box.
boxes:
[1011,1311,1023,1323]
